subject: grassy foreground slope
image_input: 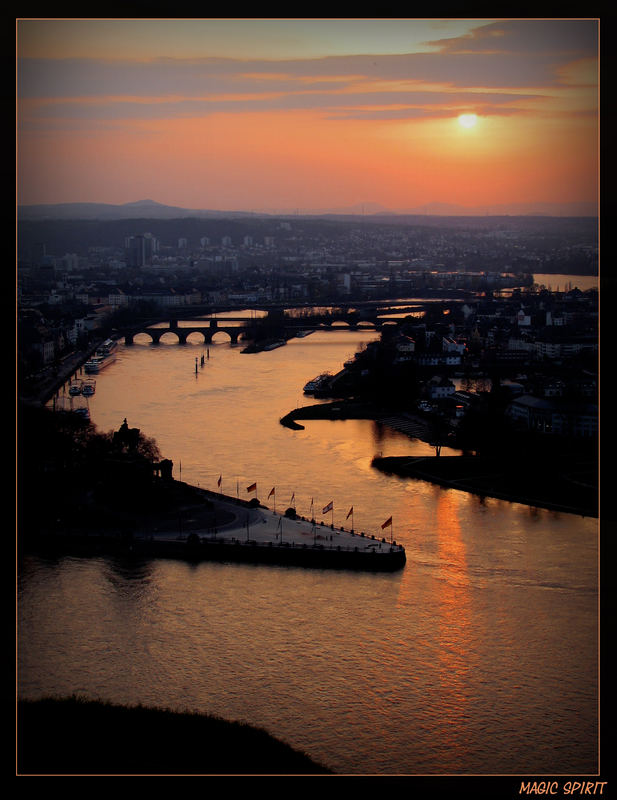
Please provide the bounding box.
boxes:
[17,697,332,775]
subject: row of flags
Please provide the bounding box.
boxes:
[217,475,392,533]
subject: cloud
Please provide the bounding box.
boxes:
[427,19,598,57]
[17,19,597,131]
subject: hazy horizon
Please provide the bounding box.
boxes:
[17,196,598,219]
[17,18,598,214]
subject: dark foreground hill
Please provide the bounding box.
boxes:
[17,696,332,775]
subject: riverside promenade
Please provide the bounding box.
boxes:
[29,488,407,572]
[146,490,407,571]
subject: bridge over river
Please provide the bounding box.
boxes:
[121,298,454,345]
[123,310,383,345]
[123,317,254,345]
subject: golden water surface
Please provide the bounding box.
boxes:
[19,324,598,775]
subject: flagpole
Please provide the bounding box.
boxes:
[346,506,354,532]
[381,515,393,544]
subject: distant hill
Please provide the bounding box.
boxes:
[18,198,598,221]
[17,200,262,221]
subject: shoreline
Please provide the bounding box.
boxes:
[281,400,597,518]
[372,455,597,518]
[22,483,407,572]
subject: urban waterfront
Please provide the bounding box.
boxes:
[18,326,598,776]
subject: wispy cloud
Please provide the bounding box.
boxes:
[18,19,597,121]
[16,18,598,210]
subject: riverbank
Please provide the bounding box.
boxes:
[280,399,400,429]
[17,696,332,775]
[372,455,598,517]
[23,482,406,572]
[281,400,597,518]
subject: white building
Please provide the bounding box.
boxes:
[416,353,462,367]
[506,395,598,437]
[442,336,465,354]
[426,375,456,399]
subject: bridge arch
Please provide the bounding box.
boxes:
[125,329,166,345]
[211,329,234,343]
[158,330,184,344]
[181,328,211,344]
[124,321,245,345]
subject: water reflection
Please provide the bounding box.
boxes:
[434,491,472,761]
[26,327,598,775]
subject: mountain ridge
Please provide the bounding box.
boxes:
[17,199,598,221]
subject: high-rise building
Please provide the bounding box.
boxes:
[125,232,158,266]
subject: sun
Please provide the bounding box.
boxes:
[458,113,478,129]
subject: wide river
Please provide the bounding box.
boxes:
[19,319,599,776]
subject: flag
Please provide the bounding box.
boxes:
[268,487,275,498]
[322,501,333,514]
[290,493,295,504]
[217,475,222,487]
[381,516,393,529]
[346,506,353,520]
[247,482,257,493]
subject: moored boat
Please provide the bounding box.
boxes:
[82,379,96,396]
[85,339,118,373]
[303,372,332,394]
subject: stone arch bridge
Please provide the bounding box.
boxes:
[123,317,251,345]
[122,306,412,346]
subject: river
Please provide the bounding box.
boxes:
[19,322,598,776]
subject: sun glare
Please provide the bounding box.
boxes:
[458,114,478,129]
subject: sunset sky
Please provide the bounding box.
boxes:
[16,18,599,214]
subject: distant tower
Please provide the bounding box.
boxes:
[125,232,158,266]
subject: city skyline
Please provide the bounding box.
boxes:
[17,18,599,215]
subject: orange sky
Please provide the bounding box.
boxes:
[16,18,599,214]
